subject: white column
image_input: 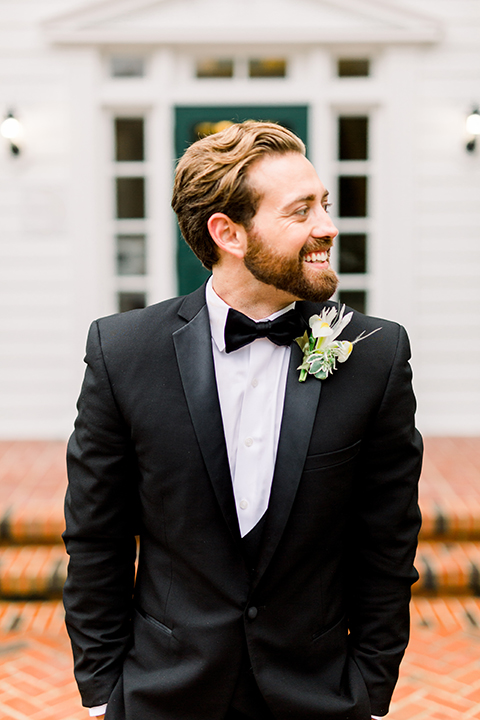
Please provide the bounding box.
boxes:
[149,47,177,301]
[68,47,106,422]
[374,46,418,334]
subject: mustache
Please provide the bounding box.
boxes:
[299,240,333,259]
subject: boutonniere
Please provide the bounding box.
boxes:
[296,304,381,382]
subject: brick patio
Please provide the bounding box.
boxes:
[0,439,479,719]
[0,599,479,720]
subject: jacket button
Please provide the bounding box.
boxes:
[247,606,258,620]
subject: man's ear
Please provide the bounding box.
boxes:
[207,213,247,260]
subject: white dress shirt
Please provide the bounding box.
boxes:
[89,704,107,717]
[206,277,293,537]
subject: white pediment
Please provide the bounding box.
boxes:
[43,0,442,45]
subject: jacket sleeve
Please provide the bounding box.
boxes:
[63,320,140,708]
[347,324,423,716]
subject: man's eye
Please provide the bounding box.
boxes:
[296,207,309,216]
[323,203,332,214]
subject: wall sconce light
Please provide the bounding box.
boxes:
[466,107,480,152]
[1,111,22,155]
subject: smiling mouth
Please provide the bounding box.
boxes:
[303,250,330,264]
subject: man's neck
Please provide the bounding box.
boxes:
[211,266,297,321]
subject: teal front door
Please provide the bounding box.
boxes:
[174,105,308,296]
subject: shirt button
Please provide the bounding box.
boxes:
[245,437,253,447]
[247,606,258,620]
[251,378,259,388]
[239,499,249,510]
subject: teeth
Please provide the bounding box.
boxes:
[305,251,328,263]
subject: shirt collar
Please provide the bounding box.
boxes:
[205,276,296,353]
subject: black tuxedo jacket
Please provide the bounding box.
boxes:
[64,284,422,720]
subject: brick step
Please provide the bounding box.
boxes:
[0,600,66,634]
[0,507,64,545]
[1,540,480,600]
[4,508,480,545]
[5,500,480,545]
[0,546,67,599]
[419,437,480,541]
[1,439,480,545]
[0,440,66,546]
[419,499,480,541]
[0,497,480,545]
[4,501,480,545]
[413,541,480,596]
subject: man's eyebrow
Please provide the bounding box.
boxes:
[282,191,330,211]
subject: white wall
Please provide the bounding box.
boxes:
[0,0,479,438]
[0,1,92,438]
[400,0,480,434]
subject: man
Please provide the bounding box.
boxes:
[64,121,422,720]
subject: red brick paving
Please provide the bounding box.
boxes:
[0,602,84,720]
[0,599,478,719]
[0,438,480,718]
[392,599,480,719]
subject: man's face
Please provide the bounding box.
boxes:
[243,152,339,303]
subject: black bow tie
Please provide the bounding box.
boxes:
[224,307,306,354]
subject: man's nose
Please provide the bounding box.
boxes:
[311,207,338,241]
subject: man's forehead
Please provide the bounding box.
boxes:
[247,152,327,203]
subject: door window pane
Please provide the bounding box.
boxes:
[337,59,370,77]
[111,56,144,78]
[116,177,145,218]
[339,234,367,274]
[116,235,146,275]
[118,292,146,313]
[249,59,286,78]
[115,119,144,161]
[338,176,367,217]
[194,120,234,139]
[196,59,234,78]
[339,290,366,314]
[339,117,368,161]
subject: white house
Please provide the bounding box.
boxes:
[0,0,479,438]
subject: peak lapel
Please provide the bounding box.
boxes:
[253,335,322,587]
[173,299,241,546]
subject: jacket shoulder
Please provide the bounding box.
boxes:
[96,295,183,333]
[93,283,207,341]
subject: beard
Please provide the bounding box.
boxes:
[243,229,338,303]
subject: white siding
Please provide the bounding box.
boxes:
[0,0,479,438]
[0,1,96,438]
[403,0,480,433]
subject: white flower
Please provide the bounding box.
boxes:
[335,340,353,363]
[296,304,381,382]
[309,316,333,339]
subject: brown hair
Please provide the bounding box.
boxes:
[171,121,305,270]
